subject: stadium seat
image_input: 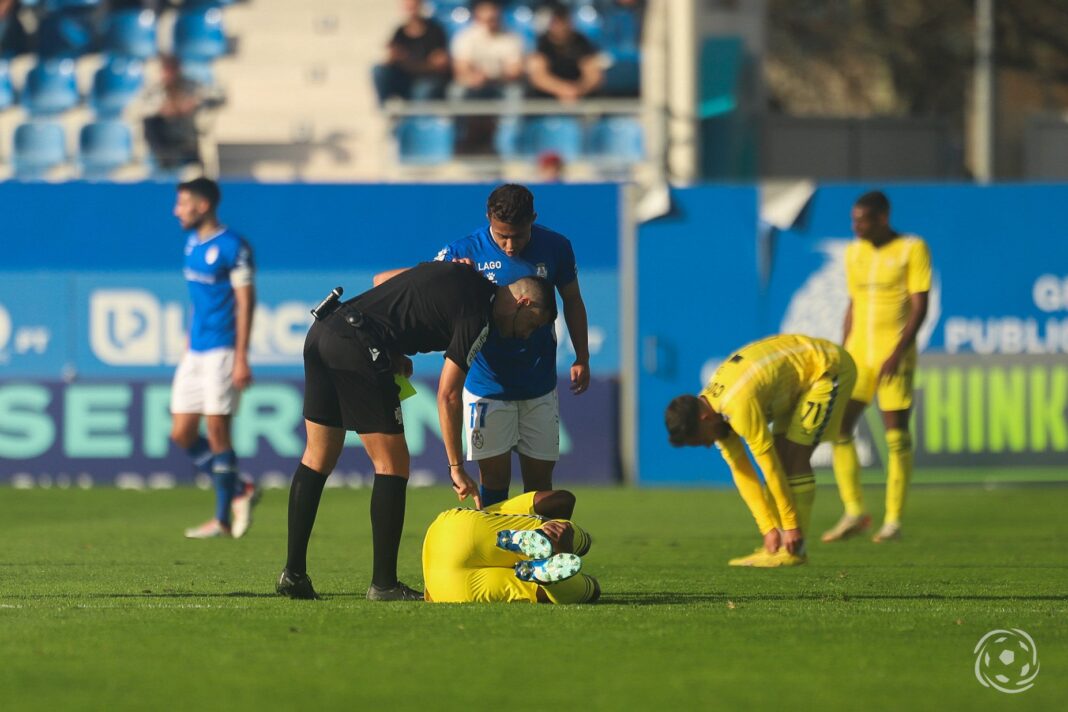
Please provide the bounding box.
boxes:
[602,54,640,96]
[23,59,79,116]
[573,4,603,46]
[13,121,67,179]
[89,56,144,118]
[36,8,97,59]
[396,116,455,164]
[504,4,537,51]
[45,0,102,9]
[0,61,14,111]
[103,10,158,60]
[431,3,471,39]
[173,7,228,62]
[493,116,524,158]
[524,116,583,161]
[79,120,133,178]
[587,115,643,161]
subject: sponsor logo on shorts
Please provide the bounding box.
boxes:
[473,430,484,449]
[394,407,403,425]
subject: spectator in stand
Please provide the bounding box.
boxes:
[143,55,202,170]
[451,0,524,100]
[528,3,602,102]
[0,0,29,58]
[372,0,450,105]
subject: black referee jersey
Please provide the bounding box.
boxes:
[341,261,496,371]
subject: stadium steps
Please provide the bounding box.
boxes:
[209,0,393,180]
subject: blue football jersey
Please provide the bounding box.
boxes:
[182,227,254,352]
[435,224,577,400]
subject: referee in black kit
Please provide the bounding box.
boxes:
[278,261,557,601]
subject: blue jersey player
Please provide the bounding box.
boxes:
[375,184,590,506]
[169,178,259,539]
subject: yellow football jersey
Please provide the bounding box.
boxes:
[845,235,932,359]
[699,334,847,458]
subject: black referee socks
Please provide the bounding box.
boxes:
[286,463,328,576]
[370,474,408,589]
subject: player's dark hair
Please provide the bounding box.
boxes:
[487,184,536,225]
[513,275,558,322]
[854,190,890,216]
[178,177,222,211]
[665,395,701,446]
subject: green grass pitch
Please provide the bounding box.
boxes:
[2,477,1066,711]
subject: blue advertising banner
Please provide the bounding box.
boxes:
[0,377,618,488]
[0,183,622,485]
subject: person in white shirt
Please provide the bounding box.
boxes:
[451,0,524,99]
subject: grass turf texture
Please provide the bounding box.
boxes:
[2,480,1066,711]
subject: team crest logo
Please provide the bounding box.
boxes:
[205,246,219,265]
[472,430,484,449]
[536,263,548,278]
[394,407,403,425]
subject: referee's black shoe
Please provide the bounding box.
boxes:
[366,581,423,601]
[276,568,320,600]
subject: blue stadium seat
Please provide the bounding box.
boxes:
[493,116,524,158]
[524,116,583,161]
[23,59,79,116]
[396,117,455,164]
[45,0,102,9]
[104,10,158,60]
[183,0,237,6]
[37,9,97,58]
[504,4,537,51]
[602,54,640,96]
[0,61,14,110]
[13,121,67,179]
[89,56,144,118]
[587,115,643,161]
[431,3,471,39]
[173,7,228,62]
[79,120,133,178]
[573,4,603,46]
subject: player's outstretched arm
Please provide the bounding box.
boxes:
[719,434,780,540]
[437,357,481,509]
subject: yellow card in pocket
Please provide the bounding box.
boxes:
[394,374,417,401]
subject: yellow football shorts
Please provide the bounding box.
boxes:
[849,344,916,411]
[776,352,857,447]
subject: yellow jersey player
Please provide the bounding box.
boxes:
[665,335,856,567]
[822,191,931,544]
[422,490,600,604]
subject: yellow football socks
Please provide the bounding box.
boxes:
[884,429,912,524]
[787,472,815,540]
[832,437,865,517]
[543,573,599,604]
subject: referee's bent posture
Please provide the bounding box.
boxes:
[278,261,557,601]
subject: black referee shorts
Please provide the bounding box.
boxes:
[302,318,404,435]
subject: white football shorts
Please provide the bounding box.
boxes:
[170,347,239,416]
[462,388,560,462]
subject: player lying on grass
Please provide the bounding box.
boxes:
[665,334,857,567]
[422,490,600,603]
